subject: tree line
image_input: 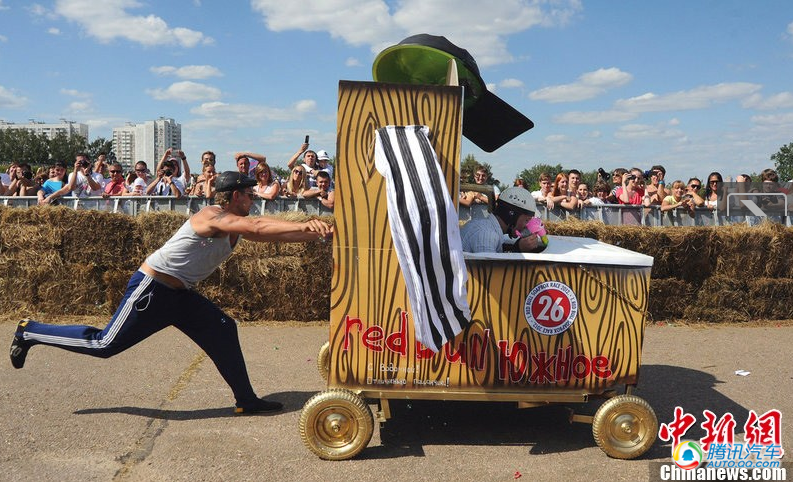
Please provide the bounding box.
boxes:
[0,128,114,171]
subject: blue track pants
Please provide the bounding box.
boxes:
[19,270,259,406]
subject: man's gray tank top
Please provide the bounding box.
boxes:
[145,208,237,289]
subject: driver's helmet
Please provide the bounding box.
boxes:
[494,186,537,227]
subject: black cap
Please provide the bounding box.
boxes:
[215,171,256,192]
[372,34,534,152]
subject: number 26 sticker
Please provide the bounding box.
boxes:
[524,281,578,335]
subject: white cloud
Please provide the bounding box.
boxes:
[0,1,9,10]
[150,65,223,80]
[788,22,793,36]
[48,27,61,35]
[146,81,222,103]
[84,116,129,133]
[553,110,638,124]
[614,123,685,140]
[251,0,399,47]
[499,78,524,88]
[345,57,361,67]
[27,4,51,16]
[250,0,582,66]
[54,0,213,47]
[293,99,317,113]
[0,85,28,109]
[751,112,793,125]
[742,92,793,110]
[530,67,633,102]
[60,88,91,98]
[68,101,91,112]
[0,34,7,42]
[545,134,568,142]
[60,89,93,113]
[614,82,762,112]
[188,99,317,130]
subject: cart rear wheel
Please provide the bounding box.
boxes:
[317,341,330,381]
[592,394,657,459]
[299,389,374,460]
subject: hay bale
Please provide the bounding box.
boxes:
[670,227,717,284]
[0,206,66,253]
[648,278,696,320]
[684,275,750,322]
[712,223,778,279]
[747,278,793,319]
[5,248,66,314]
[546,218,605,239]
[6,204,793,324]
[756,222,793,278]
[103,269,133,314]
[635,227,716,284]
[200,252,330,322]
[33,263,106,315]
[61,210,140,269]
[0,259,36,315]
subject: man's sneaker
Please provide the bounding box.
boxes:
[234,397,283,415]
[10,319,31,369]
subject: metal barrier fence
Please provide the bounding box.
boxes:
[0,196,334,217]
[1,195,786,226]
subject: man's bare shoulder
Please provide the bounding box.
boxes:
[191,205,234,237]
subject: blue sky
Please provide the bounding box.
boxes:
[1,0,792,185]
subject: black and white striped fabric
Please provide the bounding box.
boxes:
[374,125,471,352]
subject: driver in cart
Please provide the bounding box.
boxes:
[460,186,547,253]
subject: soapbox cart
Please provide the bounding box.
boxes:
[298,80,657,461]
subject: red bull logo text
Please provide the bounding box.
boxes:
[342,314,612,383]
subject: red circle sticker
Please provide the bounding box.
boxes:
[524,281,578,335]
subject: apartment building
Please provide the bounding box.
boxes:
[0,119,89,140]
[112,117,181,170]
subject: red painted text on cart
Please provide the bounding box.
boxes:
[343,314,612,382]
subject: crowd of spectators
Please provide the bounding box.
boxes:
[3,153,786,222]
[504,165,789,220]
[457,162,792,226]
[0,139,336,210]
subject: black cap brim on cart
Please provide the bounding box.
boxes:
[372,34,533,152]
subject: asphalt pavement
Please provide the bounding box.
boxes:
[1,320,791,482]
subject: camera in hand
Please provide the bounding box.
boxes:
[79,160,90,168]
[164,169,173,177]
[626,174,637,181]
[597,167,608,179]
[22,170,33,180]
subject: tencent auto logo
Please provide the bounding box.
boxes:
[672,440,704,469]
[524,281,578,335]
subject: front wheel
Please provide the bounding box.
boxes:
[299,389,374,460]
[592,394,657,459]
[317,341,330,382]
